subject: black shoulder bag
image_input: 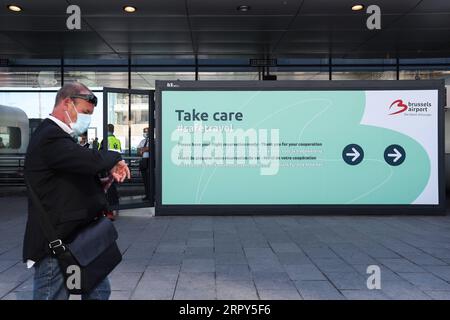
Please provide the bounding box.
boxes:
[26,180,122,295]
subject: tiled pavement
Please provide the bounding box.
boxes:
[2,197,450,300]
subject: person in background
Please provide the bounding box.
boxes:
[137,127,150,201]
[100,124,122,219]
[0,137,5,148]
[92,137,99,150]
[78,132,90,148]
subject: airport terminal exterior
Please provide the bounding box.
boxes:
[1,0,450,302]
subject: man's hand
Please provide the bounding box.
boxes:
[110,160,131,183]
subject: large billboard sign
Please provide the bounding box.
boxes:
[155,80,445,215]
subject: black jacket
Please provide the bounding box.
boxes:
[23,119,122,263]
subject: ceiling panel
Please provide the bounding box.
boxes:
[188,0,303,15]
[110,43,194,55]
[86,17,190,32]
[300,0,420,14]
[194,31,283,43]
[0,0,449,59]
[73,0,187,15]
[190,16,292,31]
[100,31,192,43]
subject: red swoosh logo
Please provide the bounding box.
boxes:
[389,99,408,115]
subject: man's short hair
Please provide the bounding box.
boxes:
[54,82,92,107]
[108,124,114,133]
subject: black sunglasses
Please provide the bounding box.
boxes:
[70,94,98,107]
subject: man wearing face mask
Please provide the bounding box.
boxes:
[137,127,150,201]
[23,82,130,300]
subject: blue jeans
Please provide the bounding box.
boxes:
[33,256,111,300]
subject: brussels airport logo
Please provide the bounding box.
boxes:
[388,99,432,116]
[388,99,408,115]
[171,122,280,176]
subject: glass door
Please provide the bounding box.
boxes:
[103,88,154,209]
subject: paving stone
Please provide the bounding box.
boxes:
[187,239,214,248]
[216,265,252,281]
[302,246,339,259]
[357,245,401,259]
[326,272,369,290]
[254,278,296,292]
[176,272,215,291]
[283,264,326,281]
[378,258,426,273]
[269,242,302,253]
[397,272,450,290]
[216,280,258,300]
[215,244,244,254]
[110,290,132,300]
[312,258,356,273]
[276,252,312,265]
[340,289,389,300]
[380,280,432,300]
[0,265,32,285]
[155,243,186,253]
[257,289,302,300]
[174,287,216,300]
[418,247,450,259]
[109,272,142,291]
[13,278,33,292]
[399,252,448,266]
[141,265,180,282]
[424,291,450,300]
[294,281,345,300]
[244,248,276,258]
[0,282,20,299]
[0,260,18,273]
[424,266,450,282]
[248,258,284,273]
[215,253,248,265]
[132,280,176,300]
[1,291,33,300]
[181,259,215,273]
[113,259,149,273]
[148,252,183,266]
[188,231,214,239]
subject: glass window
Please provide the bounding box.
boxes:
[199,72,259,80]
[0,126,21,149]
[399,70,450,83]
[0,90,104,149]
[0,70,61,88]
[64,71,129,88]
[275,71,329,80]
[131,71,195,89]
[332,70,396,80]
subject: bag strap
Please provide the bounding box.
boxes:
[25,179,66,255]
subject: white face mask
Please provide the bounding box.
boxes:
[65,102,92,137]
[143,132,148,138]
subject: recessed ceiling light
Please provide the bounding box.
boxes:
[237,5,251,12]
[123,5,137,13]
[7,4,22,12]
[351,4,364,11]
